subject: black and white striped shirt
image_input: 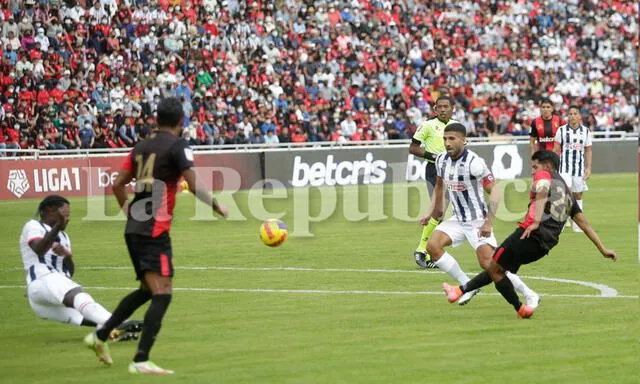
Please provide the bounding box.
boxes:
[436,149,495,223]
[19,220,72,284]
[554,124,592,176]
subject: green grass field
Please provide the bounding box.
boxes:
[0,173,637,384]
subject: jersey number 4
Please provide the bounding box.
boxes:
[135,154,156,193]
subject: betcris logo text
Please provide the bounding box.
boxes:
[291,153,387,187]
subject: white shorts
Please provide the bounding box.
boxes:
[560,173,588,193]
[27,272,83,325]
[435,218,497,250]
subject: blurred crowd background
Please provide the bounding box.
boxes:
[0,0,638,154]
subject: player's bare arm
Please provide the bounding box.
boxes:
[30,208,67,257]
[113,168,134,213]
[181,168,228,218]
[553,141,561,156]
[529,137,537,155]
[480,180,499,238]
[572,212,617,261]
[420,176,444,225]
[584,146,592,180]
[521,188,549,239]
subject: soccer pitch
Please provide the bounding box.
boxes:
[0,173,637,383]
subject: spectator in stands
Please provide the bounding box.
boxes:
[79,123,95,149]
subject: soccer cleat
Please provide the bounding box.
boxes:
[109,320,144,342]
[128,361,175,375]
[84,332,113,366]
[457,289,480,306]
[414,251,437,269]
[442,283,463,303]
[571,223,583,233]
[516,304,535,319]
[524,291,541,309]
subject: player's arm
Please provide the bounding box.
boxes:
[432,177,446,218]
[420,176,444,225]
[520,187,549,239]
[181,168,228,218]
[572,212,616,261]
[529,136,537,155]
[29,209,66,258]
[480,179,499,237]
[113,167,134,213]
[113,151,135,213]
[584,145,592,180]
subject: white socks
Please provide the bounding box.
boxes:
[73,292,111,327]
[434,252,470,285]
[577,199,583,210]
[506,271,536,298]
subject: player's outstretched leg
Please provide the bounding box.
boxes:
[506,272,540,309]
[443,271,491,304]
[494,277,534,319]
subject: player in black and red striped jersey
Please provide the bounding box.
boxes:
[84,97,228,374]
[443,150,616,318]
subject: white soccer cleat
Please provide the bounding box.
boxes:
[525,291,541,309]
[457,289,480,306]
[128,361,174,375]
[571,223,583,232]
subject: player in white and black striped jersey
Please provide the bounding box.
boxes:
[20,195,142,341]
[421,123,538,306]
[554,105,592,232]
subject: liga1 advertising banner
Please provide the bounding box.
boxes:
[0,152,263,200]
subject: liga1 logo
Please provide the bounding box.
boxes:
[7,169,30,198]
[6,167,82,199]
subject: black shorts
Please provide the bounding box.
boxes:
[125,233,174,280]
[492,227,548,273]
[425,161,437,195]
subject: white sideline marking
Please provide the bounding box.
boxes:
[0,265,636,298]
[0,285,636,299]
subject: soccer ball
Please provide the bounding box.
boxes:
[259,219,288,247]
[179,179,189,193]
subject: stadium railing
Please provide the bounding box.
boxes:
[0,131,636,160]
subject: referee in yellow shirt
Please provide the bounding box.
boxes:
[408,95,458,268]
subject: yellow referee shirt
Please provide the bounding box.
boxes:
[412,117,458,163]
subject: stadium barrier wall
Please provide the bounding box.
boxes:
[264,141,637,188]
[0,140,635,200]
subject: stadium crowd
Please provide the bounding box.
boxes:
[0,0,638,155]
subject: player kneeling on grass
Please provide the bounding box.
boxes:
[423,123,538,306]
[19,195,142,340]
[443,150,616,318]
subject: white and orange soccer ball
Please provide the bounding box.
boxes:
[259,219,288,247]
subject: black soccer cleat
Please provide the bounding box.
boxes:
[414,251,437,269]
[109,320,144,342]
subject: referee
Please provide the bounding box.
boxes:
[409,95,457,268]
